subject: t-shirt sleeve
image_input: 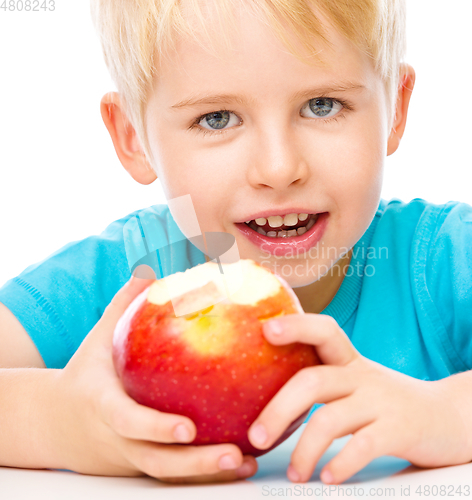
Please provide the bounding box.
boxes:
[0,217,132,369]
[425,201,472,372]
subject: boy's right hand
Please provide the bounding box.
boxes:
[50,274,258,483]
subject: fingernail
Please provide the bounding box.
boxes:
[321,469,334,484]
[236,461,254,478]
[219,454,238,470]
[249,423,267,446]
[287,464,300,482]
[173,424,191,442]
[266,320,283,335]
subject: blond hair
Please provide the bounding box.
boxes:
[91,0,407,165]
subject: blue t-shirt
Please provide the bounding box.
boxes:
[1,197,471,390]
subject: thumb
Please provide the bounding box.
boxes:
[103,274,156,330]
[64,274,157,367]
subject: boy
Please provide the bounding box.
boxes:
[1,0,472,486]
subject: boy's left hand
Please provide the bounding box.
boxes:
[248,314,472,484]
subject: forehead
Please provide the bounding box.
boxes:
[152,0,378,105]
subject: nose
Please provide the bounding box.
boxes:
[246,124,309,190]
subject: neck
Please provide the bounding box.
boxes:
[292,248,353,314]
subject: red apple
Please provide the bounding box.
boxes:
[113,259,319,457]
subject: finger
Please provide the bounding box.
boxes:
[124,439,252,479]
[158,455,258,484]
[319,421,387,485]
[263,313,359,366]
[248,364,357,450]
[100,388,197,444]
[288,396,375,483]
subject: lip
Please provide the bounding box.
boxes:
[235,212,329,257]
[237,208,321,223]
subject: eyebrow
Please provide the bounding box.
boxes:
[171,82,366,110]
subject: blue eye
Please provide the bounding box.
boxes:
[190,97,352,137]
[301,97,344,119]
[198,110,241,131]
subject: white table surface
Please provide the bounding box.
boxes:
[2,424,472,500]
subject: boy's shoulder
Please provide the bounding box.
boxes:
[373,196,472,245]
[372,196,472,374]
[368,196,472,286]
[338,197,472,380]
[375,195,470,221]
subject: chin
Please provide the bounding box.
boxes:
[249,256,325,286]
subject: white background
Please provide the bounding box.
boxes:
[0,1,471,286]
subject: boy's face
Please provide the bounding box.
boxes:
[138,4,404,312]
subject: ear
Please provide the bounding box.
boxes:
[387,64,416,156]
[100,92,157,185]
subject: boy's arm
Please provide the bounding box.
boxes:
[0,302,46,369]
[0,367,60,468]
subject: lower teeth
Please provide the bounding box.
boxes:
[252,215,317,237]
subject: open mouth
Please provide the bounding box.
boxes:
[243,213,319,238]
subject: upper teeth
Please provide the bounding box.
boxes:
[253,213,309,228]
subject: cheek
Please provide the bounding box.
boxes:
[149,124,243,192]
[324,114,386,201]
[147,136,236,228]
[147,130,209,198]
[353,118,387,203]
[317,114,386,242]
